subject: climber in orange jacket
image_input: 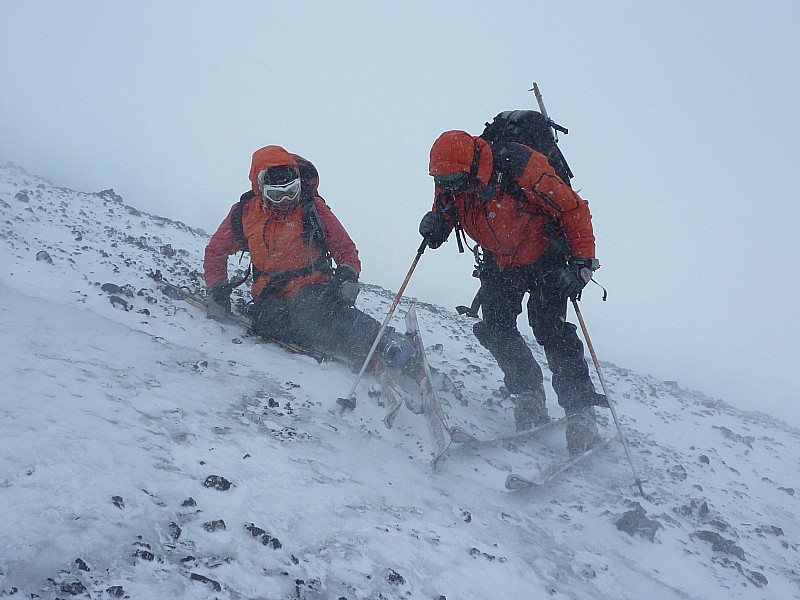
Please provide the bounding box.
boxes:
[204,145,414,368]
[419,130,603,454]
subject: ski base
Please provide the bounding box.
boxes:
[405,306,451,467]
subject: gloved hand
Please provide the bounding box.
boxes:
[555,257,600,299]
[331,264,360,304]
[418,211,450,249]
[205,282,232,321]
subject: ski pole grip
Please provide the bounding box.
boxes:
[417,238,428,254]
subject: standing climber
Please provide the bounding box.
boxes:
[418,130,603,454]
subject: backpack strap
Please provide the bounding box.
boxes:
[300,185,327,247]
[294,157,329,252]
[469,140,482,179]
[257,254,333,299]
[230,190,254,252]
[492,142,534,205]
[492,142,570,258]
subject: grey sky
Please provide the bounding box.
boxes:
[3,1,798,426]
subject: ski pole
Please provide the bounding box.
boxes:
[572,298,646,496]
[337,238,428,412]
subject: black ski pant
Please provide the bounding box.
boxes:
[472,254,597,414]
[250,283,382,368]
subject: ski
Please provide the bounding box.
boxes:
[505,435,617,489]
[405,305,451,468]
[450,416,566,446]
[376,358,404,429]
[148,268,206,309]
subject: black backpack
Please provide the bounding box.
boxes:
[480,110,574,188]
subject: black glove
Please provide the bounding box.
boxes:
[331,264,360,304]
[419,211,450,249]
[205,282,232,321]
[555,257,600,299]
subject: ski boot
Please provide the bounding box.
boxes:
[565,406,601,455]
[513,389,549,432]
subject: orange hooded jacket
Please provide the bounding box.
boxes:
[204,146,361,300]
[429,131,595,271]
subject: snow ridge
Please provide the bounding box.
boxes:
[1,165,798,599]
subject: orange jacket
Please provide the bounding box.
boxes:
[204,146,361,299]
[432,138,595,271]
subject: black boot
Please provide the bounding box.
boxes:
[513,389,549,432]
[565,407,600,455]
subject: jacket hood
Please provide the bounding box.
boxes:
[249,145,300,197]
[429,130,493,186]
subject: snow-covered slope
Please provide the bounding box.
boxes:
[1,164,798,599]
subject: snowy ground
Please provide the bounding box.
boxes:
[1,164,798,599]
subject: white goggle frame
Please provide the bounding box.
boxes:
[258,171,301,208]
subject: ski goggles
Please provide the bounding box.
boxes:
[257,170,301,207]
[433,171,471,192]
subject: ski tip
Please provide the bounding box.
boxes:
[505,474,534,490]
[430,445,450,470]
[449,426,475,444]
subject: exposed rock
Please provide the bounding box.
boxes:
[168,521,182,540]
[387,569,405,585]
[745,570,768,587]
[95,189,124,204]
[616,503,663,542]
[101,282,134,297]
[693,530,746,560]
[668,464,687,481]
[203,519,226,532]
[245,523,282,549]
[59,579,86,595]
[203,475,232,491]
[109,295,129,310]
[189,573,221,592]
[74,558,89,571]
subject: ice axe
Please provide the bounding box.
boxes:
[530,82,570,137]
[337,238,428,412]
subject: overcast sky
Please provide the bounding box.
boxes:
[3,1,799,427]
